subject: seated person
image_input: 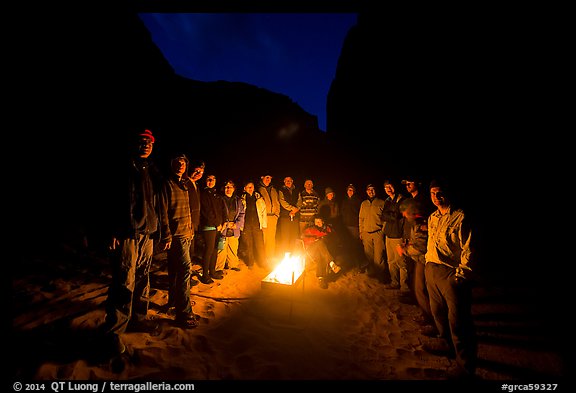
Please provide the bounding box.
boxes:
[301,216,342,289]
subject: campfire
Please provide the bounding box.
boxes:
[261,252,305,287]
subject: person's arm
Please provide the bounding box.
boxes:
[158,181,172,251]
[455,214,473,281]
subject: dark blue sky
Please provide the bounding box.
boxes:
[138,13,358,131]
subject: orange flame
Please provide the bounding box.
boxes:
[262,252,305,285]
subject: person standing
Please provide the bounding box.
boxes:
[216,180,245,272]
[159,153,198,328]
[198,174,226,284]
[358,184,386,278]
[382,179,408,290]
[340,183,364,268]
[424,178,477,379]
[239,182,267,268]
[101,128,165,356]
[298,179,320,235]
[397,198,435,332]
[340,184,362,240]
[401,176,434,218]
[277,176,301,256]
[184,160,205,262]
[258,173,280,263]
[317,187,340,226]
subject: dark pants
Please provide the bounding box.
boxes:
[202,230,219,277]
[167,236,193,319]
[104,234,153,335]
[239,226,266,267]
[412,255,432,321]
[306,239,334,278]
[277,215,300,256]
[425,263,477,374]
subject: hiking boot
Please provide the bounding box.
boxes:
[211,270,224,280]
[318,277,329,289]
[199,274,214,284]
[175,314,199,329]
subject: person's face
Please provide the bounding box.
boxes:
[405,182,417,193]
[284,177,293,187]
[314,218,324,227]
[430,187,447,208]
[261,175,272,186]
[136,137,153,158]
[244,183,255,194]
[224,182,235,197]
[190,166,204,181]
[347,188,354,197]
[206,175,216,188]
[326,192,335,200]
[171,158,187,177]
[384,184,395,197]
[304,180,313,190]
[366,187,376,198]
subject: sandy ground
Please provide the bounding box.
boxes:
[12,245,568,386]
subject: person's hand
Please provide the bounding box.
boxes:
[109,237,120,251]
[454,266,469,283]
[159,240,171,251]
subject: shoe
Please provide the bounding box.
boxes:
[318,277,328,289]
[175,314,199,329]
[199,274,214,284]
[126,319,160,336]
[230,267,241,271]
[211,271,224,280]
[190,277,199,287]
[329,261,341,274]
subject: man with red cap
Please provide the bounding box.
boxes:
[100,128,167,357]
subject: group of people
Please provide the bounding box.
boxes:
[98,128,478,379]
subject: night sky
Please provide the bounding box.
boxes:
[137,13,358,131]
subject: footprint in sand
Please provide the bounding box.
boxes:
[203,302,216,318]
[194,335,214,353]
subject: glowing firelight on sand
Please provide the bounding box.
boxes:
[262,253,305,286]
